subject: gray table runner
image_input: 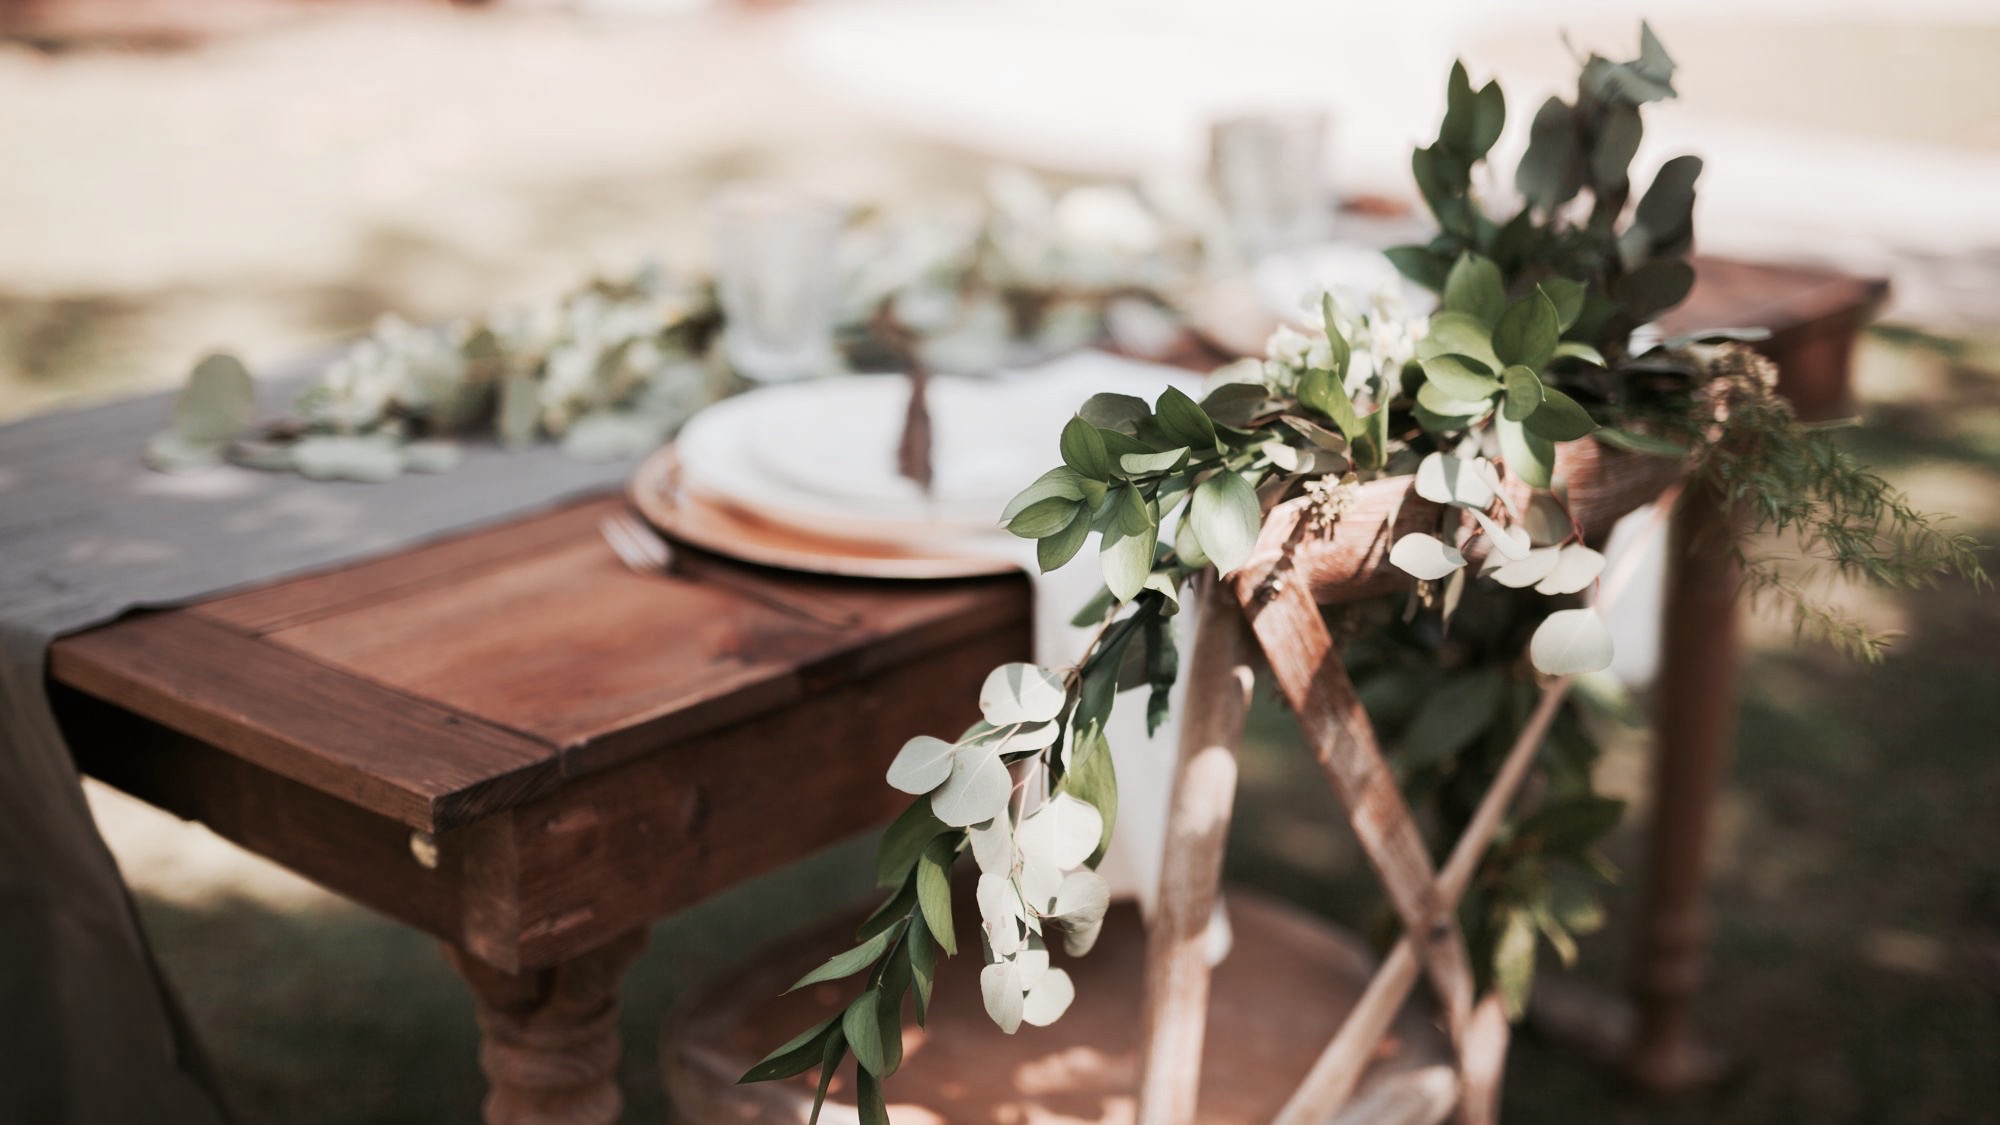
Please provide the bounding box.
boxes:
[0,367,638,1122]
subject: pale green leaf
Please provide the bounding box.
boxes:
[1530,608,1615,675]
[1189,470,1261,575]
[886,735,955,795]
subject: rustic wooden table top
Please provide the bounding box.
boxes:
[51,495,1031,970]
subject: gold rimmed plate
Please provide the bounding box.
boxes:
[627,446,1023,581]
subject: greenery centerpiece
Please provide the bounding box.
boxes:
[739,25,1985,1120]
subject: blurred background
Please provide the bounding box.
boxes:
[4,0,1996,1120]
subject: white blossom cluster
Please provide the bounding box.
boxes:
[1263,285,1429,403]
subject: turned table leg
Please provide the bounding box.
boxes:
[1625,484,1736,1091]
[443,929,649,1125]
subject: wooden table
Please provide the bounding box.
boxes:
[50,498,1031,1123]
[46,258,1885,1121]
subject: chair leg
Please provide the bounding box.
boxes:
[1134,580,1256,1125]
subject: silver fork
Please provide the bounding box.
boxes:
[599,512,856,630]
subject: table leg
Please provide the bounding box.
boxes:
[1625,484,1736,1091]
[1134,582,1256,1125]
[442,929,649,1125]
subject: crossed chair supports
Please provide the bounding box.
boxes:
[1132,441,1685,1124]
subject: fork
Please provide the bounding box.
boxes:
[599,512,857,630]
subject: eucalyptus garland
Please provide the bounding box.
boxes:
[743,26,1986,1119]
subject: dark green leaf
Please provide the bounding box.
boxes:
[1524,386,1598,441]
[876,798,947,887]
[843,989,896,1077]
[1001,467,1088,522]
[1495,908,1538,1020]
[1154,385,1218,451]
[1590,101,1643,191]
[1517,796,1626,854]
[857,880,916,942]
[1144,613,1178,735]
[915,835,958,956]
[856,1066,888,1125]
[1397,667,1509,770]
[1384,244,1451,291]
[1635,21,1676,85]
[1612,257,1696,323]
[1119,447,1189,476]
[1201,381,1272,427]
[1629,155,1703,260]
[1594,427,1687,457]
[1037,505,1092,573]
[1442,253,1507,324]
[1079,392,1151,434]
[1298,366,1362,438]
[1494,290,1561,370]
[1190,470,1262,575]
[1418,311,1503,371]
[808,1028,845,1124]
[1006,496,1081,539]
[738,1015,839,1083]
[1469,80,1506,157]
[1321,294,1353,379]
[907,912,936,1025]
[1060,415,1111,480]
[789,927,895,993]
[1516,96,1581,212]
[1420,354,1501,401]
[1501,366,1544,421]
[1540,279,1586,333]
[1440,60,1475,153]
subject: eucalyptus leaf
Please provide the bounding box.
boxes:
[1590,101,1643,190]
[1470,508,1531,561]
[1517,96,1581,212]
[979,664,1068,726]
[1051,869,1111,956]
[290,435,406,483]
[1016,793,1103,872]
[1535,544,1606,595]
[1414,379,1494,422]
[173,354,255,445]
[1189,470,1261,575]
[1488,545,1564,589]
[967,815,1013,877]
[886,735,956,795]
[1629,154,1703,260]
[931,738,1011,828]
[1530,608,1615,675]
[978,874,1025,959]
[1613,257,1696,323]
[1059,723,1117,866]
[1414,452,1496,510]
[1389,532,1467,581]
[980,960,1026,1034]
[1469,79,1505,157]
[1021,967,1076,1027]
[1551,341,1607,367]
[1384,244,1451,291]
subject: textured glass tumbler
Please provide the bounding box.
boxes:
[1207,110,1333,260]
[712,187,845,383]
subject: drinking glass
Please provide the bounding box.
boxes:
[711,185,846,383]
[1207,110,1334,261]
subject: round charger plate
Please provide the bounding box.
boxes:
[627,445,1022,580]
